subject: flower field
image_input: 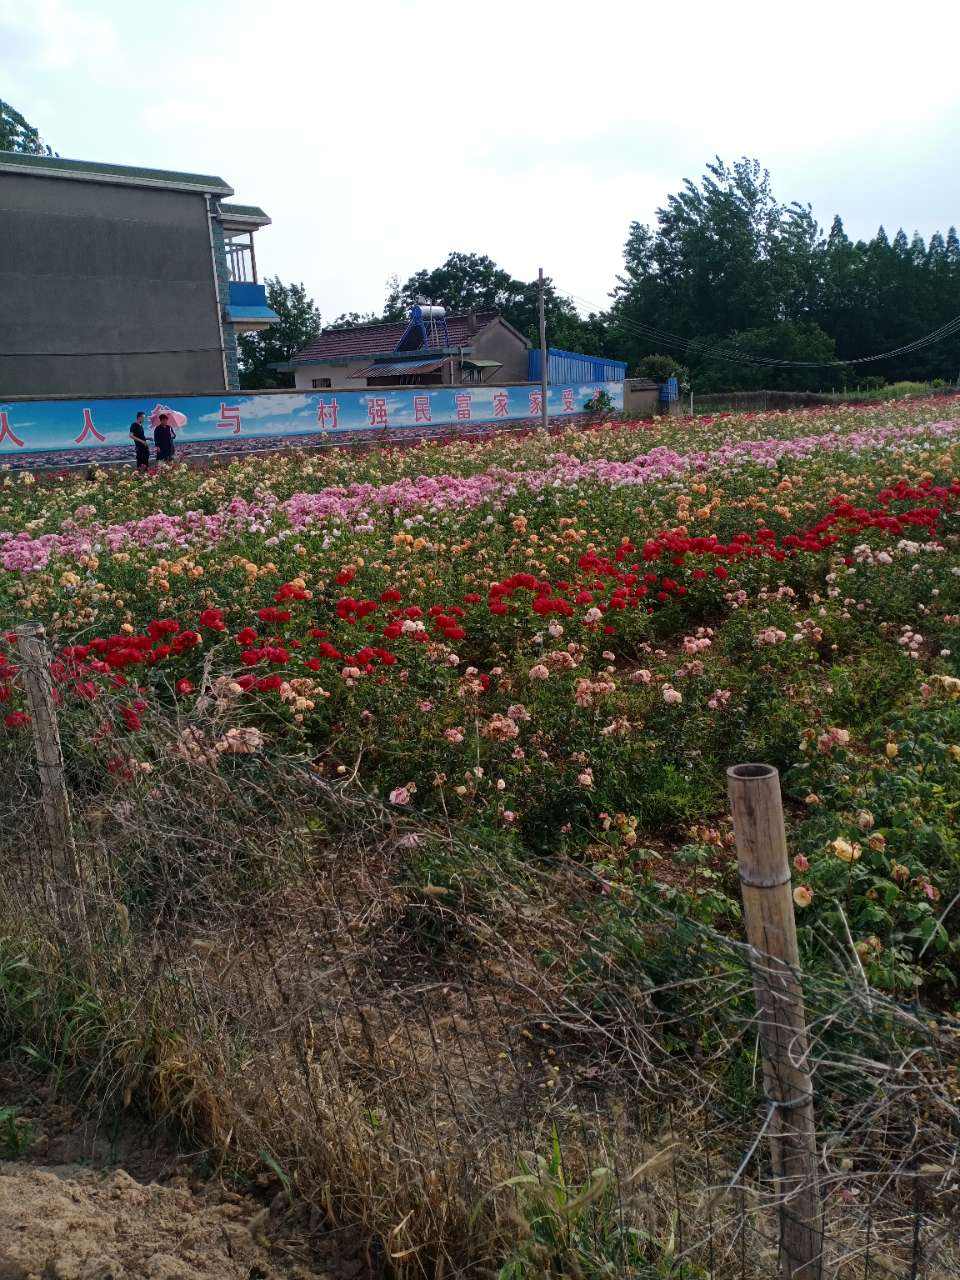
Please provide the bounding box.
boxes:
[3,397,960,1002]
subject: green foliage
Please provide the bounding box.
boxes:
[0,1107,33,1158]
[636,354,688,385]
[784,687,960,997]
[690,320,836,393]
[237,278,321,389]
[336,159,960,392]
[584,388,614,414]
[384,251,608,352]
[0,98,52,155]
[607,158,960,390]
[494,1128,706,1279]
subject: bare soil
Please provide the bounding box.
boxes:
[0,1067,361,1280]
[0,1162,328,1280]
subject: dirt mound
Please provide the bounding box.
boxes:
[0,1163,328,1280]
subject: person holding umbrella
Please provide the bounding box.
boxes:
[153,413,176,463]
[129,410,150,470]
[148,403,187,464]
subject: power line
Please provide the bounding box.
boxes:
[556,285,960,370]
[567,287,960,369]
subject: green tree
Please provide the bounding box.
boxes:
[636,354,688,384]
[608,158,812,374]
[237,278,321,390]
[385,251,604,351]
[327,311,380,329]
[387,252,519,317]
[690,320,837,393]
[0,98,52,155]
[608,158,960,389]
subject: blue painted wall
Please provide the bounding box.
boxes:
[529,348,627,384]
[0,381,624,459]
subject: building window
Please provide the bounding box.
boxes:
[312,377,332,389]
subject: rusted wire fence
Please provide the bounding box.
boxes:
[0,676,957,1278]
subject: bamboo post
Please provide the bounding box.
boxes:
[15,622,89,940]
[727,763,823,1280]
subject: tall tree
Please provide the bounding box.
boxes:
[608,158,819,374]
[609,160,960,388]
[237,278,321,390]
[0,98,53,155]
[384,251,603,351]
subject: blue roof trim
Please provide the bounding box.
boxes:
[545,346,627,369]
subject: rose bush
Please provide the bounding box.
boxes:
[2,396,960,999]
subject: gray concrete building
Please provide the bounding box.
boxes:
[0,151,277,397]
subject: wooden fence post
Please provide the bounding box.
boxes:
[727,763,824,1280]
[15,622,89,940]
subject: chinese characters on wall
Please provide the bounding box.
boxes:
[0,382,623,457]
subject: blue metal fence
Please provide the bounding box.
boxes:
[528,348,627,384]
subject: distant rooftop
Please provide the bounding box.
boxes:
[295,311,506,363]
[0,150,233,196]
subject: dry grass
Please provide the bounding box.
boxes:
[1,702,958,1278]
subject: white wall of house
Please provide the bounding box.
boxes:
[293,361,372,391]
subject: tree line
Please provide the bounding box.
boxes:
[3,95,956,392]
[247,158,960,391]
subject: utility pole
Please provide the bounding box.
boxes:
[538,267,549,431]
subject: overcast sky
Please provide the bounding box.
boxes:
[3,0,959,324]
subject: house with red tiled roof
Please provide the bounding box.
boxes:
[290,306,531,390]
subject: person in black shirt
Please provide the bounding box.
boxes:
[129,411,150,470]
[154,413,176,463]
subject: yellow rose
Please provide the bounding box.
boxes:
[829,837,862,863]
[885,742,898,759]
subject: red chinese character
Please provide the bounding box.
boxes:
[217,403,241,434]
[562,388,575,412]
[317,399,339,430]
[493,392,509,418]
[0,411,24,448]
[75,408,106,445]
[455,393,472,421]
[414,395,432,424]
[528,391,542,416]
[367,398,388,427]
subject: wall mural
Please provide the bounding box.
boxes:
[0,382,625,464]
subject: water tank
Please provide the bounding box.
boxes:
[414,305,446,321]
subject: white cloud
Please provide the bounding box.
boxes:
[0,0,118,70]
[197,394,316,424]
[6,0,960,326]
